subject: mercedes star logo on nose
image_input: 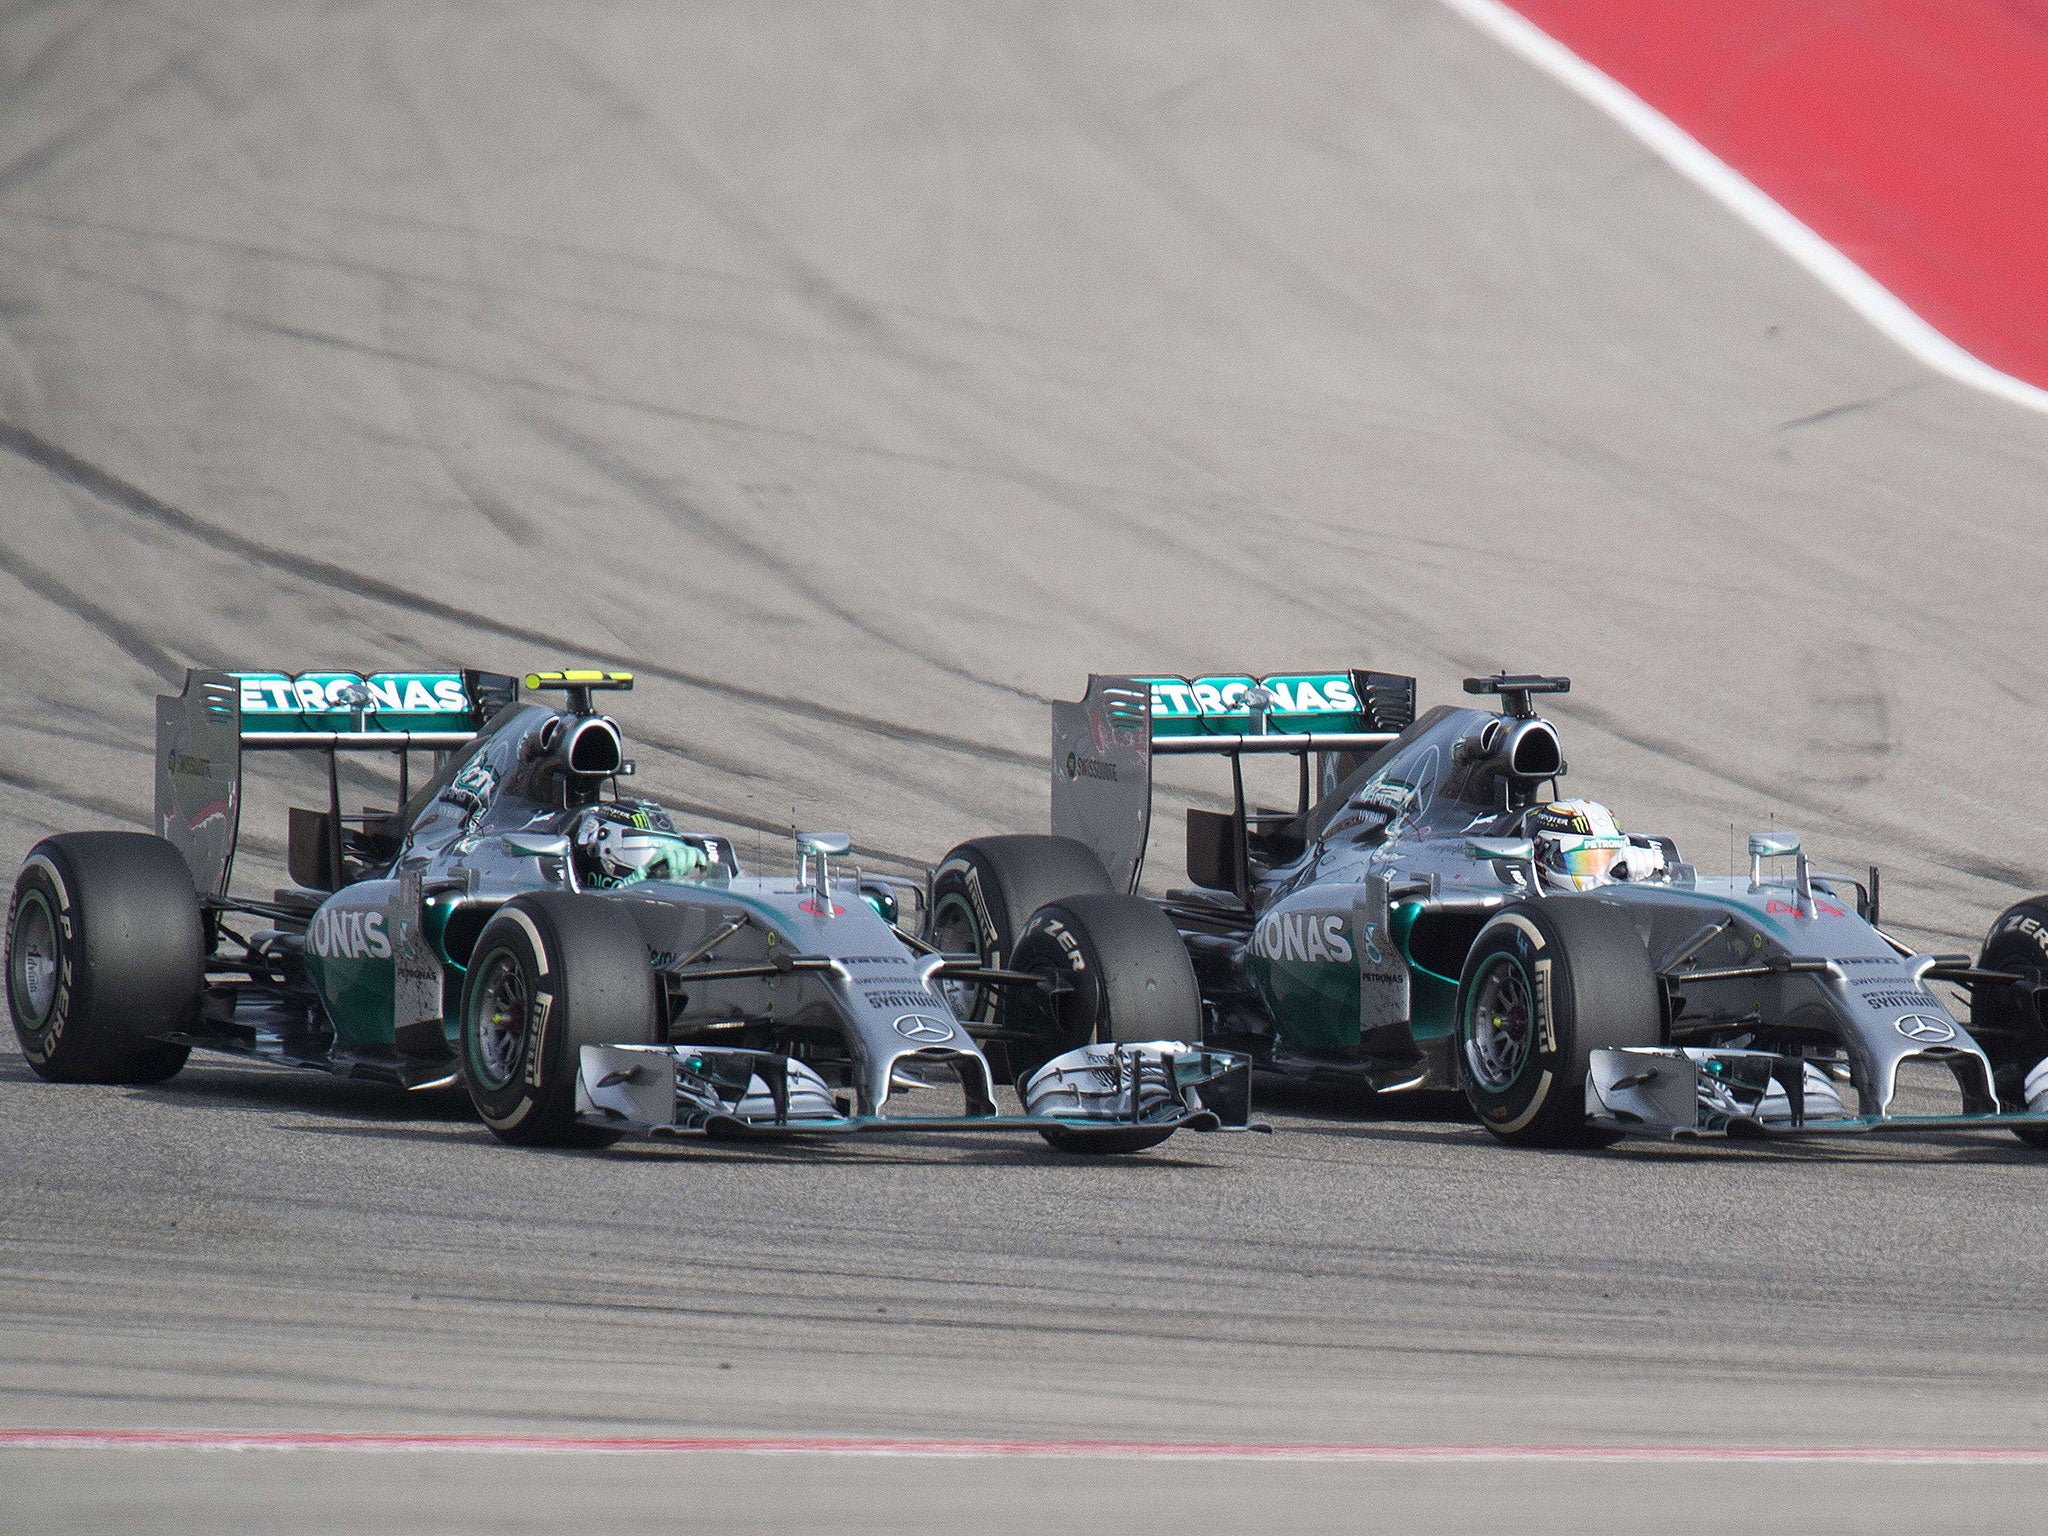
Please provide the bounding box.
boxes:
[1893,1013,1957,1044]
[892,1014,954,1042]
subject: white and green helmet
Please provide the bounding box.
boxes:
[571,803,710,887]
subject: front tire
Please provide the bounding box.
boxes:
[458,892,659,1146]
[1037,1123,1181,1156]
[6,833,198,1084]
[1974,896,2048,1148]
[1007,892,1201,1154]
[1456,898,1661,1148]
[1009,892,1202,1058]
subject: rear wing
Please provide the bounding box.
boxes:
[155,668,520,897]
[1051,672,1415,895]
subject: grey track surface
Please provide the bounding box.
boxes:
[3,1,2047,1528]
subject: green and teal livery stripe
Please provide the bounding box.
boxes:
[233,671,473,734]
[1140,673,1373,738]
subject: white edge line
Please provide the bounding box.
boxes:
[1437,0,2048,418]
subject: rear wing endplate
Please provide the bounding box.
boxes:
[1051,672,1414,894]
[155,667,518,896]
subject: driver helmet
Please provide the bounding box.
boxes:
[571,803,711,888]
[1531,799,1630,890]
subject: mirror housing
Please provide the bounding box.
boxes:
[1748,830,1801,860]
[1748,829,1810,903]
[501,832,571,860]
[1466,836,1535,864]
[1467,835,1539,893]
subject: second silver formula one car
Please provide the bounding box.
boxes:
[930,668,2048,1148]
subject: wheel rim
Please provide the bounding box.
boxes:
[9,892,59,1028]
[469,949,530,1090]
[1464,953,1535,1092]
[930,895,985,1018]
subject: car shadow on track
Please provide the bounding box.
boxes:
[3,1049,1236,1168]
[1265,1083,1469,1117]
[1251,1081,1484,1137]
[1246,1077,2048,1163]
[621,1145,1227,1170]
[126,1062,478,1123]
[256,1106,1232,1170]
[258,1102,2048,1166]
[1604,1134,2048,1166]
[2,1045,480,1124]
[279,1118,1226,1169]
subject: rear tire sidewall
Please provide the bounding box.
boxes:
[7,868,75,1077]
[7,834,198,1084]
[1456,900,1660,1148]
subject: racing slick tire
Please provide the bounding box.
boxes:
[1455,897,1661,1149]
[458,892,659,1147]
[933,843,1114,1056]
[1007,892,1202,1152]
[929,835,1112,1029]
[6,832,198,1085]
[1974,896,2048,1149]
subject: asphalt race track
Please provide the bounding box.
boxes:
[4,2,2048,1529]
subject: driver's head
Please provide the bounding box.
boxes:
[571,803,710,887]
[1532,799,1628,889]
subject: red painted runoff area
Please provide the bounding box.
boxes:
[1500,1,2048,390]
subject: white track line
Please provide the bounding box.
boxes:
[1437,0,2048,418]
[3,1430,2048,1463]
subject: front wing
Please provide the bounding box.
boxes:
[574,1040,1263,1146]
[1587,1046,2048,1140]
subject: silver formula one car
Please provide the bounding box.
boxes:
[5,667,1254,1154]
[929,669,2048,1148]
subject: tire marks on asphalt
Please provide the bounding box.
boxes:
[0,757,147,830]
[526,415,1046,707]
[0,536,185,682]
[0,419,1042,772]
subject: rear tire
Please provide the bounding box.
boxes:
[1974,896,2048,1148]
[6,833,198,1084]
[458,892,659,1146]
[928,835,1112,1033]
[1455,898,1661,1148]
